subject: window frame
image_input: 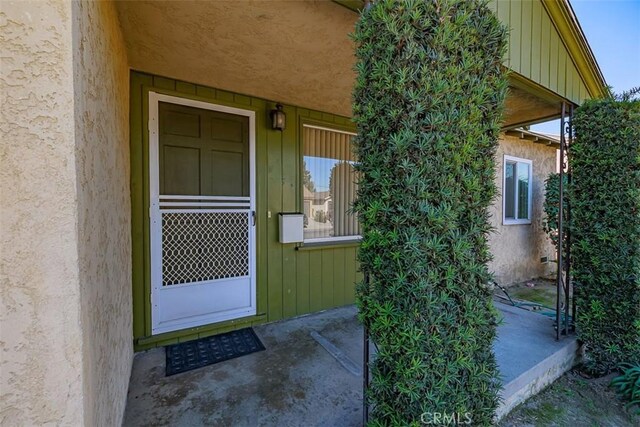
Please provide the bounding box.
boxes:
[300,120,361,244]
[502,155,533,225]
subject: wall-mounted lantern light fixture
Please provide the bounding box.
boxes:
[270,103,286,131]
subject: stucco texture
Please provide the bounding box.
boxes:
[1,1,85,424]
[488,134,558,285]
[73,1,132,426]
[115,0,357,117]
[0,0,131,425]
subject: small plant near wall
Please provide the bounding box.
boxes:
[611,363,640,414]
[352,0,508,424]
[570,89,640,375]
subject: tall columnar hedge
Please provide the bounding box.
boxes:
[571,97,640,374]
[352,1,508,424]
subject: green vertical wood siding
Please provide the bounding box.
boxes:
[488,0,593,104]
[130,71,359,350]
[509,0,521,73]
[558,47,567,96]
[520,0,532,76]
[549,28,559,93]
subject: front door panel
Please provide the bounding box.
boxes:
[149,93,256,335]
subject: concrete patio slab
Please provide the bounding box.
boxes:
[124,304,579,426]
[124,306,364,427]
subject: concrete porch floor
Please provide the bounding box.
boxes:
[124,304,579,426]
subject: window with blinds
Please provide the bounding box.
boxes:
[302,124,359,242]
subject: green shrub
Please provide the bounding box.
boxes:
[543,172,569,249]
[543,173,570,272]
[352,0,508,424]
[611,363,640,414]
[570,96,640,375]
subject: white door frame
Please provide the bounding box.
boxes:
[148,91,256,335]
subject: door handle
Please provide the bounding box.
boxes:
[252,211,256,226]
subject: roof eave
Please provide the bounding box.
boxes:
[505,129,561,148]
[541,0,608,99]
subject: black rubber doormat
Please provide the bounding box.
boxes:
[165,328,265,376]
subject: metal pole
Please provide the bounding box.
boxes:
[556,102,566,341]
[362,273,370,425]
[363,323,369,425]
[563,105,571,337]
[567,104,575,333]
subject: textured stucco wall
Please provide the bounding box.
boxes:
[489,134,558,285]
[0,0,132,425]
[73,1,132,425]
[0,1,85,424]
[115,0,357,117]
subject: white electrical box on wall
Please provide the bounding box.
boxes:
[279,213,304,243]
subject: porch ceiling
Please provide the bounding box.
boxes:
[503,84,562,129]
[115,0,358,117]
[115,0,563,127]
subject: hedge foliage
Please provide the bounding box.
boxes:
[352,0,508,424]
[543,172,569,249]
[543,172,572,273]
[571,96,640,374]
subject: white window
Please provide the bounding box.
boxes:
[302,124,360,243]
[503,155,532,225]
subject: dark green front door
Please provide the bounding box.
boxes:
[158,101,249,197]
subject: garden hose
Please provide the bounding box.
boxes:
[492,281,572,321]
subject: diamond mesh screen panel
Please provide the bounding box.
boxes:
[162,211,249,286]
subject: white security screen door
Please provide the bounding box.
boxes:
[149,92,256,335]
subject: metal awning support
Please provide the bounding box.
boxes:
[362,272,370,425]
[556,102,574,340]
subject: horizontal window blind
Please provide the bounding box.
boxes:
[302,125,359,241]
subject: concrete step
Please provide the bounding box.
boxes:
[495,304,582,420]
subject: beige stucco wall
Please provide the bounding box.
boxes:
[0,1,85,424]
[489,134,558,285]
[73,0,132,425]
[1,0,132,425]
